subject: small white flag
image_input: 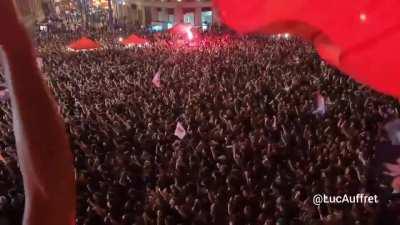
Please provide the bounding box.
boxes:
[152,70,161,88]
[384,119,400,145]
[312,92,326,115]
[174,122,186,139]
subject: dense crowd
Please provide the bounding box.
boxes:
[1,32,400,225]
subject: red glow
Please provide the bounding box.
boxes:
[169,23,195,41]
[121,34,148,46]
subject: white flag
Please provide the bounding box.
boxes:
[384,119,400,145]
[174,122,186,139]
[152,70,161,88]
[312,92,326,115]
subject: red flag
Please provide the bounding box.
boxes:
[214,0,400,97]
[174,122,187,139]
[152,70,161,88]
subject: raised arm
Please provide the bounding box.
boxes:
[0,1,75,225]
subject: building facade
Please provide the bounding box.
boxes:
[12,0,221,31]
[115,0,220,29]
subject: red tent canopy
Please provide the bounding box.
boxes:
[68,37,101,51]
[122,34,148,46]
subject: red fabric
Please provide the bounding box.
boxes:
[122,34,148,46]
[68,37,101,50]
[214,0,400,97]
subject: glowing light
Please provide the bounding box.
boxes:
[118,37,123,42]
[187,29,194,40]
[360,13,367,22]
[185,26,194,40]
[284,33,290,39]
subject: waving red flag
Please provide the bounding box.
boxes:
[214,0,400,97]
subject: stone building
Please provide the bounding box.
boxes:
[114,0,220,29]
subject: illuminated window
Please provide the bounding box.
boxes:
[184,12,194,25]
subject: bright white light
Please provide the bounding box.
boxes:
[118,37,123,42]
[284,33,290,39]
[360,13,367,22]
[185,27,194,40]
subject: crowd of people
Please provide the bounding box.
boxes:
[1,31,400,225]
